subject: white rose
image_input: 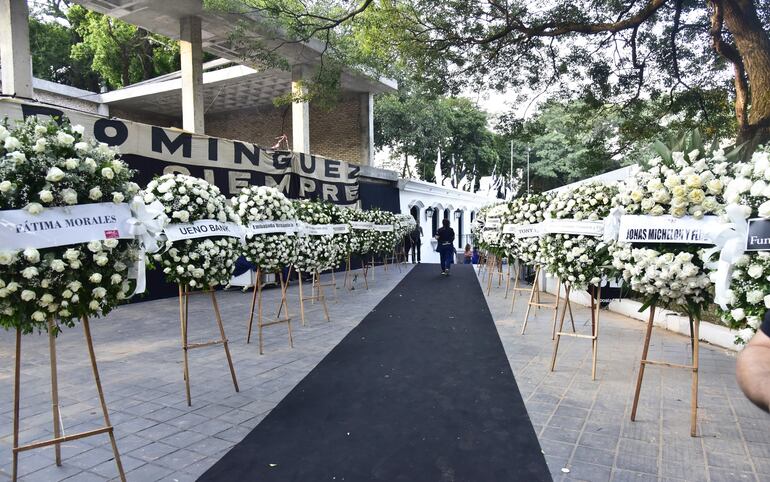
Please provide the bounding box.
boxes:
[731,308,746,321]
[101,167,115,180]
[21,290,36,301]
[64,158,79,170]
[45,166,66,182]
[89,300,100,311]
[56,131,75,146]
[32,311,47,322]
[24,203,43,215]
[61,188,78,205]
[748,264,764,279]
[21,267,38,278]
[74,141,89,152]
[104,239,119,249]
[50,259,66,272]
[89,187,103,200]
[112,192,125,203]
[39,190,54,203]
[87,241,102,252]
[23,248,40,263]
[0,251,15,265]
[92,287,107,298]
[89,273,103,283]
[4,136,21,150]
[0,180,12,193]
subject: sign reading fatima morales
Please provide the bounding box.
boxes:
[0,99,360,206]
[617,214,719,244]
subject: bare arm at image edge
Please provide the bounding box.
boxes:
[736,316,770,412]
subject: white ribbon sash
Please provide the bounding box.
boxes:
[0,202,134,250]
[514,224,543,238]
[332,224,350,234]
[350,221,375,230]
[484,217,501,230]
[164,220,243,242]
[617,214,720,244]
[245,220,298,235]
[374,224,394,232]
[297,222,334,236]
[542,219,604,236]
[703,204,750,309]
[126,197,168,295]
[502,223,518,234]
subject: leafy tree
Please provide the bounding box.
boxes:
[213,0,770,152]
[374,87,499,189]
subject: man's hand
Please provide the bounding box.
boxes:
[736,329,770,412]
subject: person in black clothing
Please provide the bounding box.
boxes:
[435,218,455,275]
[409,225,422,263]
[736,310,770,412]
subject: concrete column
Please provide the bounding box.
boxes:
[180,16,205,134]
[291,65,310,154]
[0,0,33,98]
[359,92,374,165]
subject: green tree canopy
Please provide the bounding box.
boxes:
[213,0,770,151]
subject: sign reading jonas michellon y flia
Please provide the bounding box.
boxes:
[0,99,360,206]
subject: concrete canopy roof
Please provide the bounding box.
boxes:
[71,0,397,113]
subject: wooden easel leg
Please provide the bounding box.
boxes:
[345,255,351,290]
[592,286,601,381]
[12,328,21,482]
[551,285,571,370]
[552,285,570,340]
[486,255,495,295]
[311,271,317,305]
[631,305,656,422]
[691,317,700,437]
[257,270,264,355]
[550,279,562,340]
[371,256,376,280]
[568,296,576,332]
[246,275,258,344]
[47,318,63,466]
[82,317,126,481]
[210,291,239,392]
[509,262,521,314]
[317,270,331,322]
[331,270,339,303]
[504,260,511,298]
[362,258,369,290]
[279,271,294,349]
[520,266,540,334]
[179,285,192,407]
[298,271,306,326]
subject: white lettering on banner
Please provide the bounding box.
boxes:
[374,224,395,232]
[245,220,298,235]
[502,223,519,234]
[0,203,133,249]
[542,219,604,236]
[297,222,334,236]
[350,221,375,230]
[618,215,720,244]
[164,220,243,242]
[332,224,350,234]
[514,224,543,238]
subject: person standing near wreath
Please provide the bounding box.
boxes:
[409,224,422,263]
[435,218,456,275]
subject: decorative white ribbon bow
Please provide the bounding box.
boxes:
[603,206,625,243]
[703,203,749,310]
[127,196,169,295]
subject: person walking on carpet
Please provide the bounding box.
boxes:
[435,218,456,275]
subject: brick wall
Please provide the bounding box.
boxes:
[205,95,364,164]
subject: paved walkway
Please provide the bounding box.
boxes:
[481,269,770,482]
[1,262,769,481]
[0,265,411,481]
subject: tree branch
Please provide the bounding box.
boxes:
[708,0,749,130]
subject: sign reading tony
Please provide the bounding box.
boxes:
[0,99,359,206]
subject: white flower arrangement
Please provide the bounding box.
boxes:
[0,117,141,333]
[540,181,617,288]
[146,174,241,289]
[232,185,296,272]
[369,209,399,254]
[293,199,336,272]
[500,193,552,265]
[318,201,349,270]
[716,146,770,343]
[610,138,730,318]
[341,208,376,256]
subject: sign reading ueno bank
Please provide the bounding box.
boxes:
[0,99,359,206]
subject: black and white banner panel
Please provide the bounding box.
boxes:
[618,214,719,244]
[0,99,360,206]
[747,218,770,251]
[0,203,133,249]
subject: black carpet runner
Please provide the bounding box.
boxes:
[199,264,549,481]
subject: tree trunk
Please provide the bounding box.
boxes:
[722,0,770,149]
